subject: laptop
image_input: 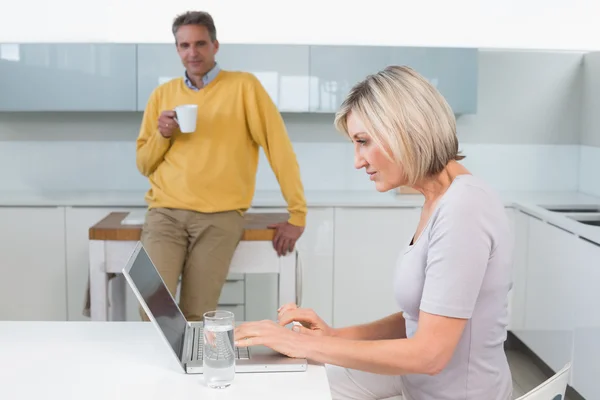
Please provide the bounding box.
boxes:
[121,241,308,374]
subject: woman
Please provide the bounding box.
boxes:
[234,66,514,400]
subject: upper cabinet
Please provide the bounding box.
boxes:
[308,46,391,113]
[136,44,310,112]
[0,44,137,111]
[136,44,180,111]
[309,45,478,114]
[218,44,310,112]
[388,47,478,115]
[1,43,478,114]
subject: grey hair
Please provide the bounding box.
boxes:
[172,11,217,41]
[334,65,465,185]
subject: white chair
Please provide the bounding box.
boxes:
[515,362,571,400]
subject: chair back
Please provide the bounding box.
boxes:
[515,362,571,400]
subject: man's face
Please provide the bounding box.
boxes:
[175,24,219,77]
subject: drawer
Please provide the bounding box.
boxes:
[218,280,245,305]
[217,305,245,321]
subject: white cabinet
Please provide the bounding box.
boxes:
[308,45,478,114]
[388,47,478,114]
[508,209,530,332]
[136,44,310,112]
[0,207,67,320]
[521,217,575,373]
[308,46,390,113]
[217,44,310,112]
[568,236,600,399]
[243,207,335,324]
[332,207,421,328]
[0,44,137,111]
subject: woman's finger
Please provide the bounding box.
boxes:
[278,308,317,326]
[278,303,298,315]
[291,324,319,336]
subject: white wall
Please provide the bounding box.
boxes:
[0,49,586,194]
[1,0,599,50]
[581,52,600,147]
[579,52,600,197]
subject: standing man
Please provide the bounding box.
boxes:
[135,10,307,321]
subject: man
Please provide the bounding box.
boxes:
[135,10,307,322]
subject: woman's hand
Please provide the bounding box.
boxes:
[277,303,335,337]
[234,320,310,359]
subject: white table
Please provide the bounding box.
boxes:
[88,211,300,321]
[0,321,331,400]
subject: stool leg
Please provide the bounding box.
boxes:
[109,274,126,321]
[89,240,108,321]
[278,251,297,307]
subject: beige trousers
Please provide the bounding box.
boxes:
[140,207,245,321]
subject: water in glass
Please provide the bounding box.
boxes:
[203,311,235,388]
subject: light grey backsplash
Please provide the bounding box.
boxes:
[582,52,600,148]
[0,49,595,195]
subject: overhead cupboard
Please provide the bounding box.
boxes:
[0,43,478,114]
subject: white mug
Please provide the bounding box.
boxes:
[174,104,198,134]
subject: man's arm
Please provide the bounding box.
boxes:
[136,89,171,177]
[243,74,307,228]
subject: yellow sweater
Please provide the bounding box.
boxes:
[135,70,307,226]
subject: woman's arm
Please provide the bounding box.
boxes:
[309,311,467,376]
[333,312,407,340]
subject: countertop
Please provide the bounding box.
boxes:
[1,189,599,244]
[1,189,599,209]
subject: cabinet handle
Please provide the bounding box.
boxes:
[296,251,303,307]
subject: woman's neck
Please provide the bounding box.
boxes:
[412,161,471,204]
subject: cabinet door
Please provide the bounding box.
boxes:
[136,44,181,111]
[508,209,530,332]
[0,44,137,111]
[0,207,67,320]
[521,217,576,373]
[333,207,421,328]
[137,44,310,112]
[217,44,310,112]
[569,237,600,396]
[388,47,478,114]
[309,45,391,113]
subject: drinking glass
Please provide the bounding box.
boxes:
[203,310,235,388]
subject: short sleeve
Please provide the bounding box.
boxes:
[419,188,494,319]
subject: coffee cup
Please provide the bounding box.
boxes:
[174,104,198,134]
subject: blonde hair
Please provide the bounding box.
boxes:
[334,65,464,185]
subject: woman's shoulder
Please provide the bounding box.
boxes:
[433,175,508,228]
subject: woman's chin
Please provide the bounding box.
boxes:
[374,181,393,192]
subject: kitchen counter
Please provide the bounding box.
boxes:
[1,189,599,209]
[0,189,599,244]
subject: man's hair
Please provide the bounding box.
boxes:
[172,11,217,41]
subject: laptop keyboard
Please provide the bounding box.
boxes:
[195,328,250,361]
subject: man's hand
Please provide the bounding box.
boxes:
[268,221,304,257]
[157,110,179,138]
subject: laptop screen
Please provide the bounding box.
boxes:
[127,246,188,361]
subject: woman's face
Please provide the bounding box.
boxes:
[346,111,406,192]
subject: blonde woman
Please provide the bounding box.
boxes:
[235,66,514,400]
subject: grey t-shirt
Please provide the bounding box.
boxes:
[395,175,513,400]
